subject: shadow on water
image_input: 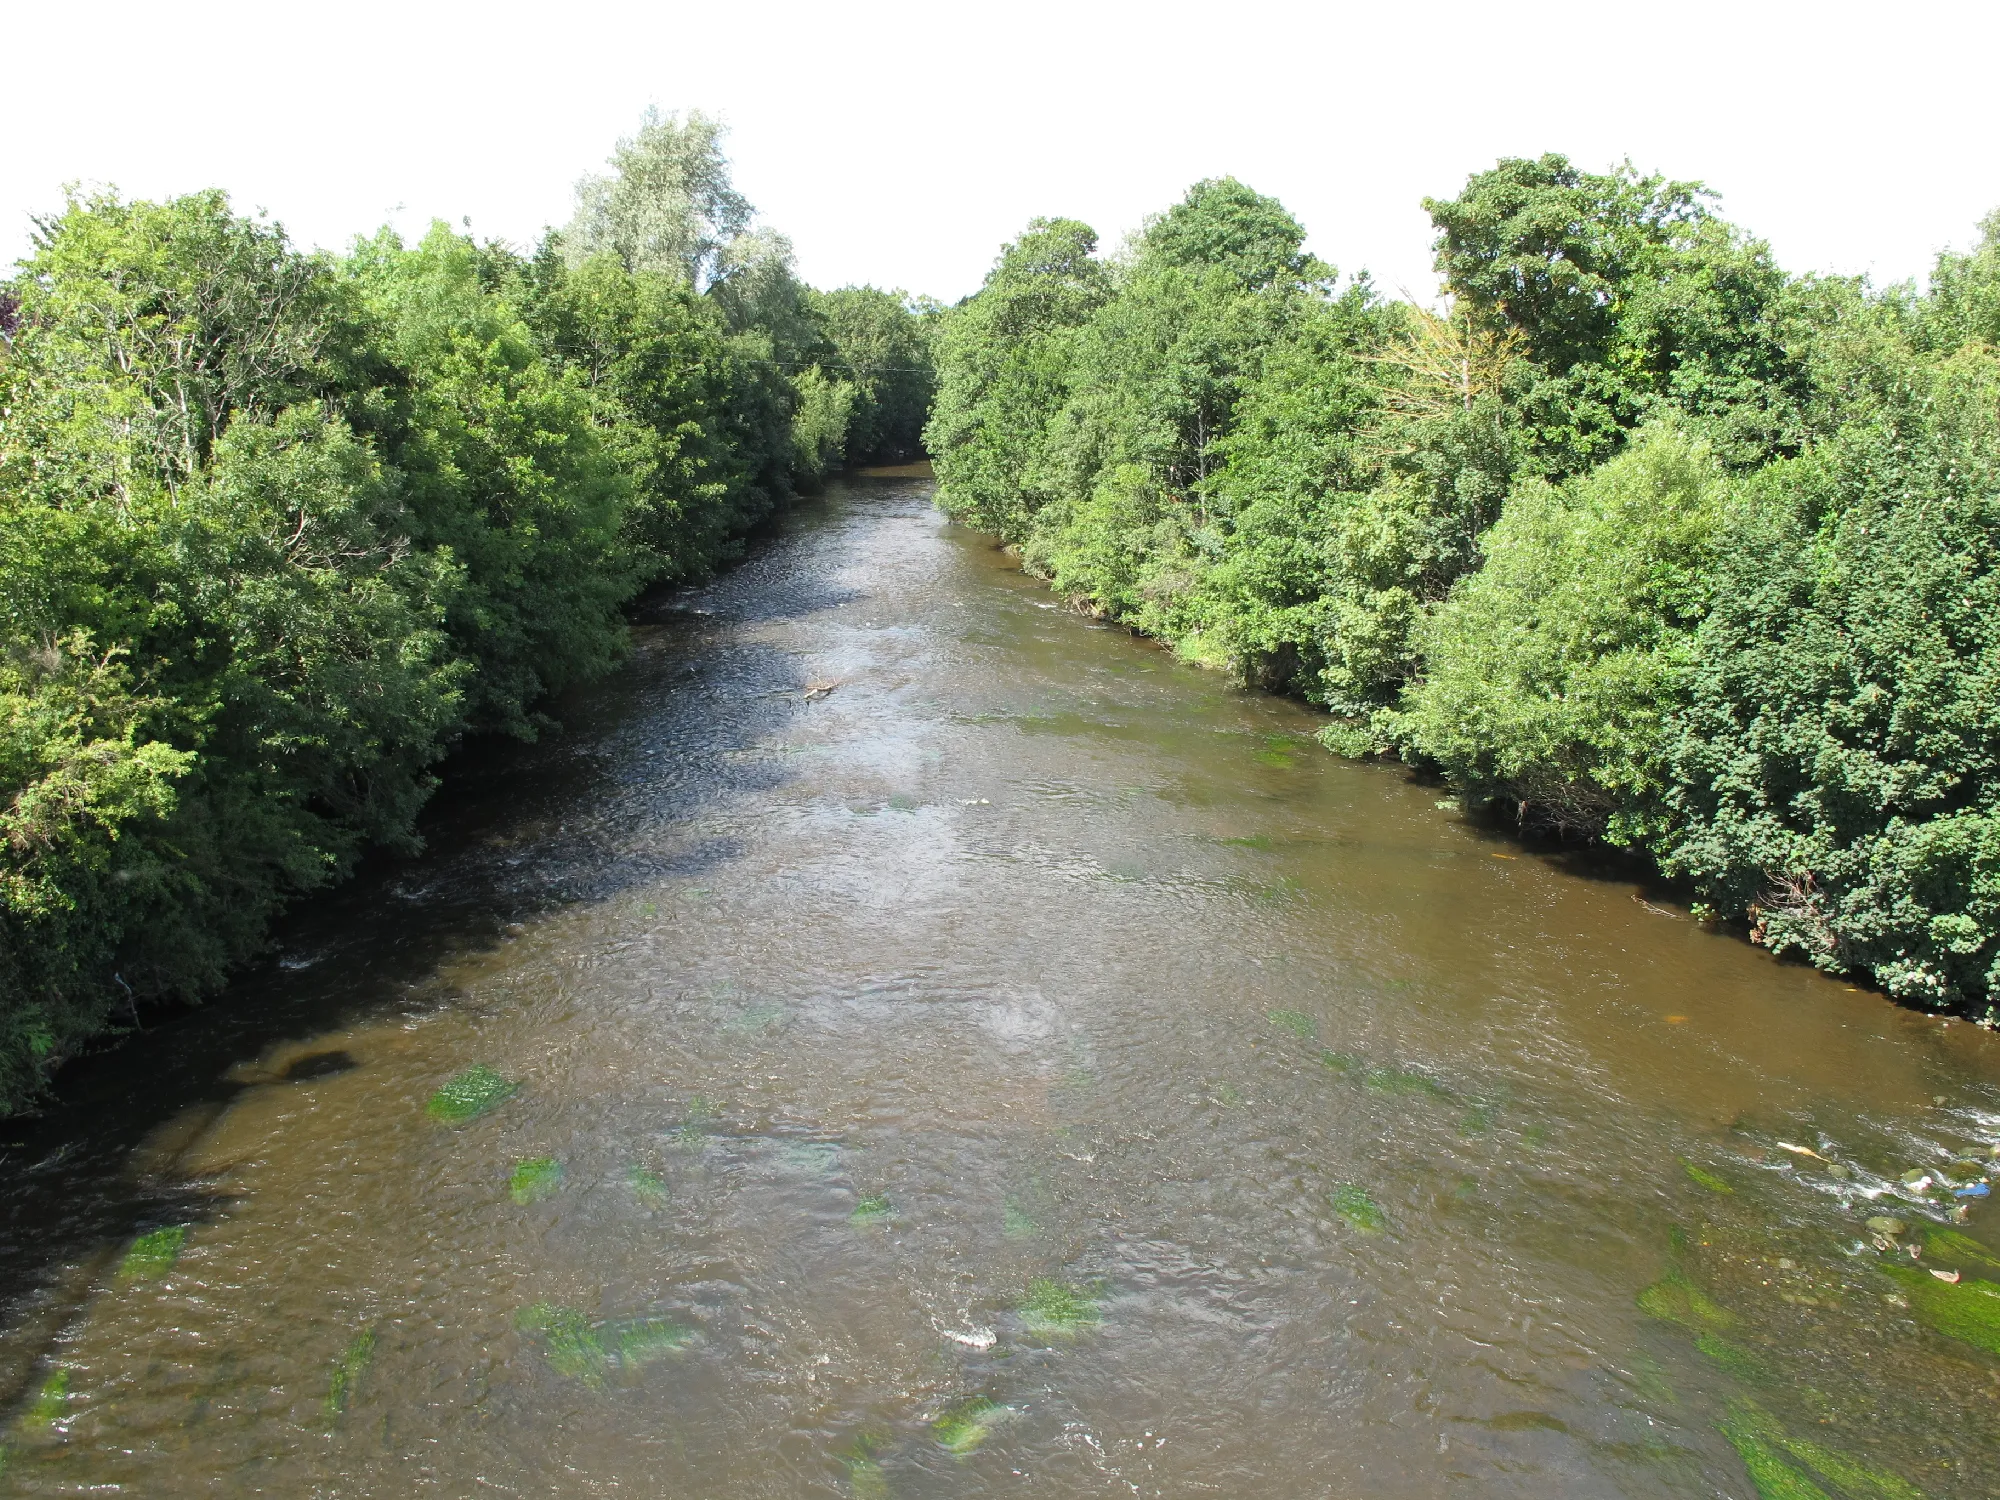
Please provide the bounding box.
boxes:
[0,503,847,1407]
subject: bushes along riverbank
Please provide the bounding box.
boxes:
[927,160,2000,1017]
[0,112,934,1113]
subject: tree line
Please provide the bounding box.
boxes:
[0,111,936,1112]
[926,159,2000,1018]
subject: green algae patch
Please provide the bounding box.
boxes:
[1882,1264,2000,1354]
[846,1455,889,1498]
[723,1002,789,1034]
[1923,1227,2000,1270]
[516,1303,608,1383]
[1330,1184,1386,1235]
[612,1317,694,1369]
[779,1141,841,1176]
[839,1426,893,1497]
[1694,1332,1772,1383]
[119,1224,187,1279]
[1637,1267,1736,1331]
[1720,1399,1925,1500]
[1268,1009,1316,1040]
[932,1395,1012,1455]
[324,1329,376,1417]
[1682,1160,1735,1194]
[26,1369,68,1428]
[850,1194,893,1227]
[425,1065,517,1123]
[626,1166,669,1207]
[1002,1201,1040,1239]
[1319,1049,1452,1101]
[1363,1065,1452,1100]
[672,1095,718,1148]
[514,1304,691,1384]
[1255,736,1302,769]
[1458,1100,1500,1134]
[508,1156,564,1204]
[1020,1277,1101,1333]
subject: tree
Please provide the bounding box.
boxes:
[564,109,753,288]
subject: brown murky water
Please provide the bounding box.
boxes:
[4,470,2000,1497]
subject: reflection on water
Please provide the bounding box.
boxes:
[2,474,1998,1497]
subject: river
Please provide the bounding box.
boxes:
[3,470,1997,1497]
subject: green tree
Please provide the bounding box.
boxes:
[1662,346,2000,1003]
[1394,422,1725,838]
[814,285,936,462]
[564,108,753,288]
[926,216,1111,536]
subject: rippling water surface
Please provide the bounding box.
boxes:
[4,471,1999,1497]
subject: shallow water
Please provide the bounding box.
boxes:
[4,471,1999,1497]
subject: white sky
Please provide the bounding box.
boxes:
[6,0,1996,305]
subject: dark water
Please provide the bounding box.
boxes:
[4,471,1999,1497]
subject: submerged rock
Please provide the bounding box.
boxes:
[1719,1398,1924,1500]
[1329,1184,1387,1235]
[1018,1277,1101,1334]
[514,1303,693,1384]
[25,1369,68,1429]
[1637,1267,1736,1332]
[425,1065,517,1123]
[932,1395,1012,1454]
[509,1157,564,1204]
[118,1225,187,1279]
[1682,1160,1735,1194]
[324,1329,376,1417]
[1924,1227,2000,1269]
[626,1166,669,1207]
[1881,1264,2000,1355]
[1268,1009,1317,1041]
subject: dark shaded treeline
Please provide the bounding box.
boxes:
[0,112,936,1112]
[926,159,2000,1018]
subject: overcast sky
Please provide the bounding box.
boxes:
[6,0,1995,304]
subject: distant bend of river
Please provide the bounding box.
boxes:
[2,468,1997,1497]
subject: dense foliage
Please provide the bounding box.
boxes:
[0,113,934,1111]
[929,161,2000,1016]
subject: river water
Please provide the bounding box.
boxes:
[4,471,1999,1497]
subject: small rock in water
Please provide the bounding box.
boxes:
[1900,1169,1933,1189]
[1865,1216,1907,1237]
[939,1325,996,1350]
